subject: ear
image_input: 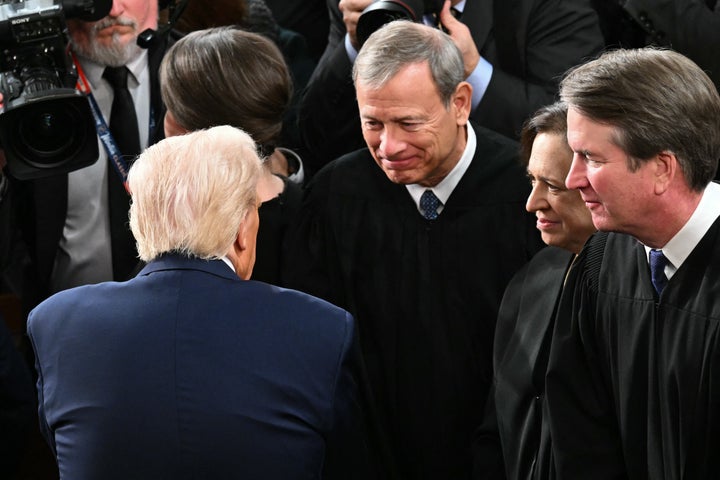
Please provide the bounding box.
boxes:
[227,216,255,280]
[235,219,250,252]
[452,81,472,126]
[163,110,188,138]
[653,150,676,195]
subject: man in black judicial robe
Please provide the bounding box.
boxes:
[544,48,720,479]
[297,0,603,174]
[283,21,543,479]
[550,228,720,479]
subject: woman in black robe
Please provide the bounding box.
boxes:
[483,102,596,479]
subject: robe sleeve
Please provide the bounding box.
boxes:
[323,311,388,479]
[545,235,628,479]
[471,383,506,480]
[281,166,346,309]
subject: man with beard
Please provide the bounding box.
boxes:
[3,0,174,313]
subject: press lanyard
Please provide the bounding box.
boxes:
[72,52,148,194]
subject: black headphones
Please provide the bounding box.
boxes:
[137,0,189,48]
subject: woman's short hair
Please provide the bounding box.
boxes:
[519,102,569,167]
[128,125,262,262]
[160,27,292,151]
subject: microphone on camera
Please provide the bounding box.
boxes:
[137,0,189,49]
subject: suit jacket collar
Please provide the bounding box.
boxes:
[139,253,240,282]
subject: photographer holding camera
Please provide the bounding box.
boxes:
[0,0,178,314]
[298,0,604,174]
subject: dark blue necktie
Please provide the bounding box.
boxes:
[420,189,441,220]
[649,249,669,295]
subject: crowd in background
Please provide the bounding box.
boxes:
[1,0,719,478]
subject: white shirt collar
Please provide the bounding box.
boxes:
[219,256,236,274]
[78,49,148,89]
[406,123,476,214]
[644,181,720,278]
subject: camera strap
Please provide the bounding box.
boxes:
[72,53,132,194]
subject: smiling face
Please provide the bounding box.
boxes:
[565,107,659,235]
[68,0,158,66]
[356,62,471,187]
[526,132,595,253]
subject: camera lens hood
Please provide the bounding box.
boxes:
[356,0,424,48]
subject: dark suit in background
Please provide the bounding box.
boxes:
[591,0,720,89]
[28,254,374,480]
[0,314,35,480]
[298,0,604,174]
[264,0,330,62]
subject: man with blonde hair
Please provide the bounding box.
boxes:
[27,126,376,479]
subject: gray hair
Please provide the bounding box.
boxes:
[128,126,262,262]
[352,20,465,108]
[560,48,720,190]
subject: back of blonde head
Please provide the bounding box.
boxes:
[128,126,262,262]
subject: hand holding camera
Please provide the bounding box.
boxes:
[436,0,479,78]
[339,0,374,50]
[352,0,480,78]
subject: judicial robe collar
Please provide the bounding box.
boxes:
[642,181,720,280]
[406,123,476,215]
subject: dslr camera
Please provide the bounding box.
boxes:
[0,0,110,180]
[357,0,443,47]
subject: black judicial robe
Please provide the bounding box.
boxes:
[493,246,574,480]
[283,126,544,479]
[546,221,720,480]
[253,176,302,286]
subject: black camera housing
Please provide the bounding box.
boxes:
[356,0,444,48]
[0,0,111,180]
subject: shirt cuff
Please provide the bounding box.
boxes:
[345,33,359,64]
[468,57,493,112]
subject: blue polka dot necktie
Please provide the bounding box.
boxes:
[420,189,441,220]
[649,249,669,295]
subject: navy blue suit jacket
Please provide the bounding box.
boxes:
[27,254,374,479]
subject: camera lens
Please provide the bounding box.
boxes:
[357,0,425,48]
[19,108,75,160]
[0,90,98,179]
